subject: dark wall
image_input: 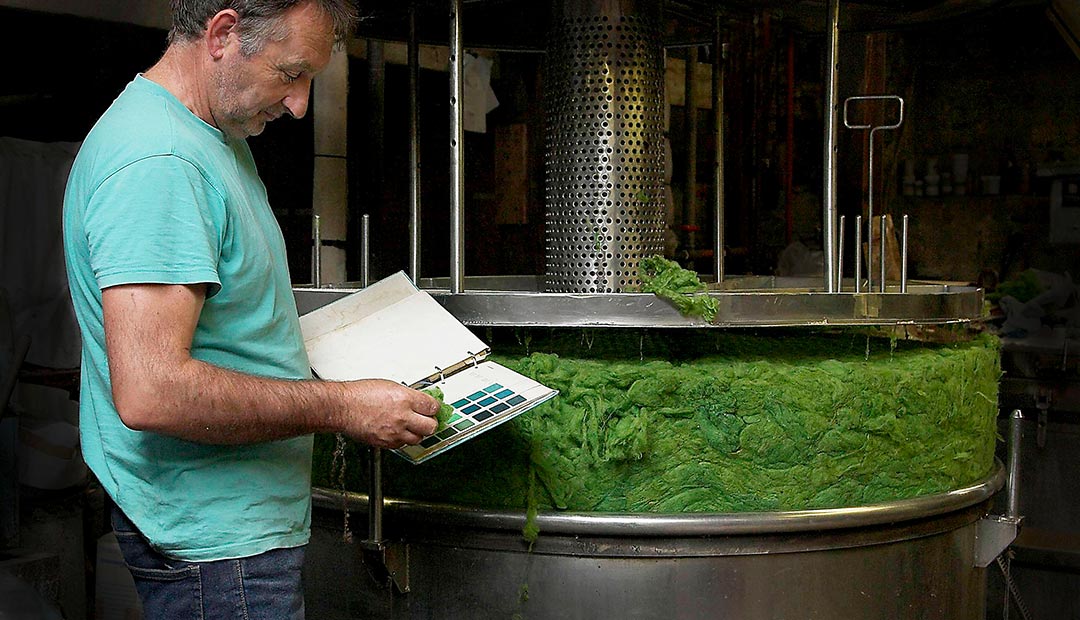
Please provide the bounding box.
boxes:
[880,4,1080,282]
[2,8,166,142]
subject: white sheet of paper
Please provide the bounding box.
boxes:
[299,272,489,385]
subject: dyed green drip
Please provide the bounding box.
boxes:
[314,329,1000,517]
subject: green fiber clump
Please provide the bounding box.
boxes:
[314,329,1000,514]
[422,386,455,432]
[988,269,1044,304]
[638,256,719,322]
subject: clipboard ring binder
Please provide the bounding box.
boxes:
[467,351,480,368]
[433,366,445,382]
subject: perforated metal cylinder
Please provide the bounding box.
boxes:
[544,0,666,293]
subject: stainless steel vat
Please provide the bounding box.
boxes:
[304,462,1004,619]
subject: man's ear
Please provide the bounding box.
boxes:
[205,9,240,59]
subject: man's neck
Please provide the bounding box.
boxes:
[143,45,214,128]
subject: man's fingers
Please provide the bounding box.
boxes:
[409,412,438,437]
[399,430,424,447]
[417,392,440,416]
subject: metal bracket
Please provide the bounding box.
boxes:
[974,514,1022,568]
[362,446,409,593]
[361,539,410,593]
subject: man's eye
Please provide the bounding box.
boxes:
[282,71,301,83]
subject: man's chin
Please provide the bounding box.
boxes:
[236,119,268,138]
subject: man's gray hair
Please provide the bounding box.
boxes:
[168,0,357,55]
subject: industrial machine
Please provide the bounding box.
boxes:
[295,1,1023,617]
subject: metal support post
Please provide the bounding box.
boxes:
[822,0,840,292]
[448,0,465,293]
[408,5,422,284]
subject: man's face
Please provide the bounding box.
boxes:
[210,2,335,138]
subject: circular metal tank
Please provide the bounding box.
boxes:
[544,0,667,293]
[305,463,1003,619]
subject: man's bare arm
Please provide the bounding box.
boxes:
[102,283,438,446]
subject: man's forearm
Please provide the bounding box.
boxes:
[116,356,345,443]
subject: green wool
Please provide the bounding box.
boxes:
[314,329,1000,518]
[987,269,1044,304]
[638,256,719,321]
[422,386,455,432]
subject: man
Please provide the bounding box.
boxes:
[62,1,440,617]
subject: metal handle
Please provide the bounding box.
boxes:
[843,95,904,292]
[842,95,904,132]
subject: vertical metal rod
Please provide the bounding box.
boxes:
[408,5,422,285]
[361,214,371,287]
[684,46,699,254]
[1007,409,1022,520]
[312,214,322,287]
[366,40,385,287]
[837,215,845,291]
[867,127,878,292]
[854,214,863,293]
[712,31,726,283]
[368,447,383,542]
[879,214,887,292]
[448,0,465,294]
[822,0,841,292]
[900,214,909,293]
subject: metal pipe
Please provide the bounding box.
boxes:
[312,214,322,287]
[408,5,422,285]
[837,215,845,291]
[361,214,371,287]
[784,33,795,247]
[712,31,726,283]
[1007,409,1022,520]
[366,39,385,286]
[684,46,699,254]
[822,0,841,292]
[854,214,863,293]
[316,461,1005,537]
[868,127,876,291]
[448,0,465,293]
[900,214,909,293]
[879,214,887,292]
[368,447,383,541]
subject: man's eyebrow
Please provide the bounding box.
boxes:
[280,59,316,73]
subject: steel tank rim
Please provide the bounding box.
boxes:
[312,459,1004,537]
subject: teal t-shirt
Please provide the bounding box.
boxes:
[63,75,314,561]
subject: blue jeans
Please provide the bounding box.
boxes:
[110,506,306,620]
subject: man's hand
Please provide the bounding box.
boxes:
[337,379,440,448]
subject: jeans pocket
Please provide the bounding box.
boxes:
[237,546,306,620]
[113,530,201,582]
[111,508,200,582]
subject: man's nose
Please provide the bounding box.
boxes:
[282,77,313,119]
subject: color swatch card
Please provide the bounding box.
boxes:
[298,271,558,464]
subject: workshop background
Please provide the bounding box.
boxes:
[2,0,1079,618]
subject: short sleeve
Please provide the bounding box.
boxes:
[85,154,225,297]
